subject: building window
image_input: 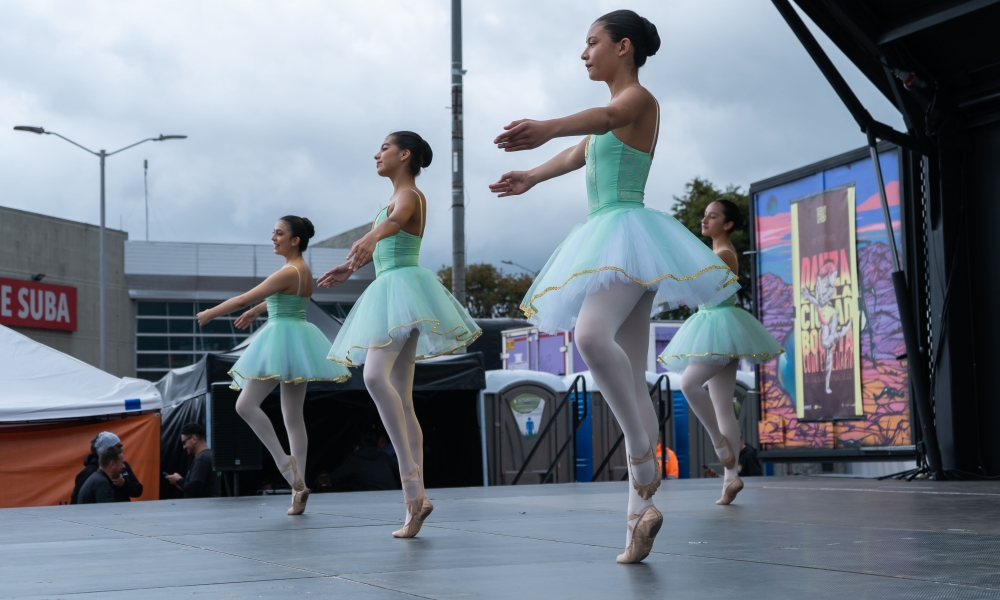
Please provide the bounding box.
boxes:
[135,300,268,382]
[319,303,355,319]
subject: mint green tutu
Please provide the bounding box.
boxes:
[229,293,351,390]
[328,203,481,367]
[658,297,784,371]
[521,126,738,333]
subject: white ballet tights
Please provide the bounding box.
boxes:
[575,282,659,547]
[680,360,741,481]
[235,379,309,487]
[364,332,425,523]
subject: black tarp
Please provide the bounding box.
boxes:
[205,351,486,392]
[159,352,486,497]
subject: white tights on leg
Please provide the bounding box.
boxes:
[235,379,309,487]
[680,360,741,480]
[576,282,658,546]
[364,332,424,523]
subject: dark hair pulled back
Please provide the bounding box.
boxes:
[714,200,745,233]
[595,10,660,68]
[280,215,316,252]
[390,131,433,176]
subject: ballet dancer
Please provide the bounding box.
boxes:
[197,216,351,515]
[489,10,738,563]
[801,261,852,394]
[319,131,481,538]
[659,200,783,505]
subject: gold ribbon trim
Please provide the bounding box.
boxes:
[656,348,785,365]
[228,369,352,391]
[328,320,483,367]
[520,264,739,318]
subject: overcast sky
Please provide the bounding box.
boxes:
[0,0,904,276]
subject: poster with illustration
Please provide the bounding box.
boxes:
[791,187,863,420]
[752,146,911,451]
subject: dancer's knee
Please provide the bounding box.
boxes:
[575,322,610,360]
[235,396,255,420]
[681,371,705,398]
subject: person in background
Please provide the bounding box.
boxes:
[71,432,143,504]
[165,423,220,499]
[327,434,399,492]
[77,445,126,504]
[655,443,680,480]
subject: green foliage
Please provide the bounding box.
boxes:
[657,177,752,320]
[438,263,533,319]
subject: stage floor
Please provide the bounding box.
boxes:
[4,476,1000,599]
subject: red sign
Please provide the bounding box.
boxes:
[0,278,77,332]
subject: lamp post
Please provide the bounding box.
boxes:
[13,126,186,372]
[501,259,539,277]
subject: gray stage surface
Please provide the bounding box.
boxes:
[4,477,1000,599]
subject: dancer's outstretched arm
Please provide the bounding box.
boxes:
[197,268,297,325]
[234,302,267,330]
[318,190,422,285]
[489,138,587,197]
[493,86,650,152]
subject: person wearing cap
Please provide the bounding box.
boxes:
[77,445,126,504]
[70,432,144,504]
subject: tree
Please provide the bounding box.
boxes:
[438,263,534,319]
[658,177,752,319]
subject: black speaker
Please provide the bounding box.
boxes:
[210,383,262,471]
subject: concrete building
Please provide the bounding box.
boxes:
[0,206,134,377]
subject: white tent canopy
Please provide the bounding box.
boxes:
[0,325,161,422]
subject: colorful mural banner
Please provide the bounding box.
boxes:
[753,147,912,451]
[791,187,863,420]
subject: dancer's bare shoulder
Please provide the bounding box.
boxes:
[715,247,738,274]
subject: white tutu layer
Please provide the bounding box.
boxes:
[521,205,739,333]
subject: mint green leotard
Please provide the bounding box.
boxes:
[328,192,481,366]
[229,265,351,390]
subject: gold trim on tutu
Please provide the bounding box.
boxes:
[657,348,785,364]
[228,369,352,391]
[520,264,739,318]
[328,319,483,367]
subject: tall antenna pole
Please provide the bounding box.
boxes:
[144,159,149,241]
[451,0,466,304]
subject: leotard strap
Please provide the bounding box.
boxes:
[285,264,303,296]
[409,189,426,237]
[650,99,660,158]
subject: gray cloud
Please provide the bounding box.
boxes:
[0,0,903,278]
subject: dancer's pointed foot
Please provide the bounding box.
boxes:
[392,467,433,538]
[716,476,744,505]
[713,436,738,470]
[627,445,661,500]
[616,505,663,564]
[282,456,309,516]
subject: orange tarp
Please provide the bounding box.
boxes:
[0,413,160,508]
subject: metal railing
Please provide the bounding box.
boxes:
[510,375,588,485]
[591,374,673,481]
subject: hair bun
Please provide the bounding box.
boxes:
[420,139,433,168]
[642,18,660,56]
[300,217,315,239]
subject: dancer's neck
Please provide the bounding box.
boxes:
[605,69,640,99]
[389,172,418,195]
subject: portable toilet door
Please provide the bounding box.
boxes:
[484,380,573,485]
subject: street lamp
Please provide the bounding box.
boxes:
[14,126,187,372]
[501,259,539,277]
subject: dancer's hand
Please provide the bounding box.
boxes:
[317,262,352,287]
[234,307,260,330]
[489,171,534,197]
[347,234,376,272]
[196,310,213,326]
[495,119,555,152]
